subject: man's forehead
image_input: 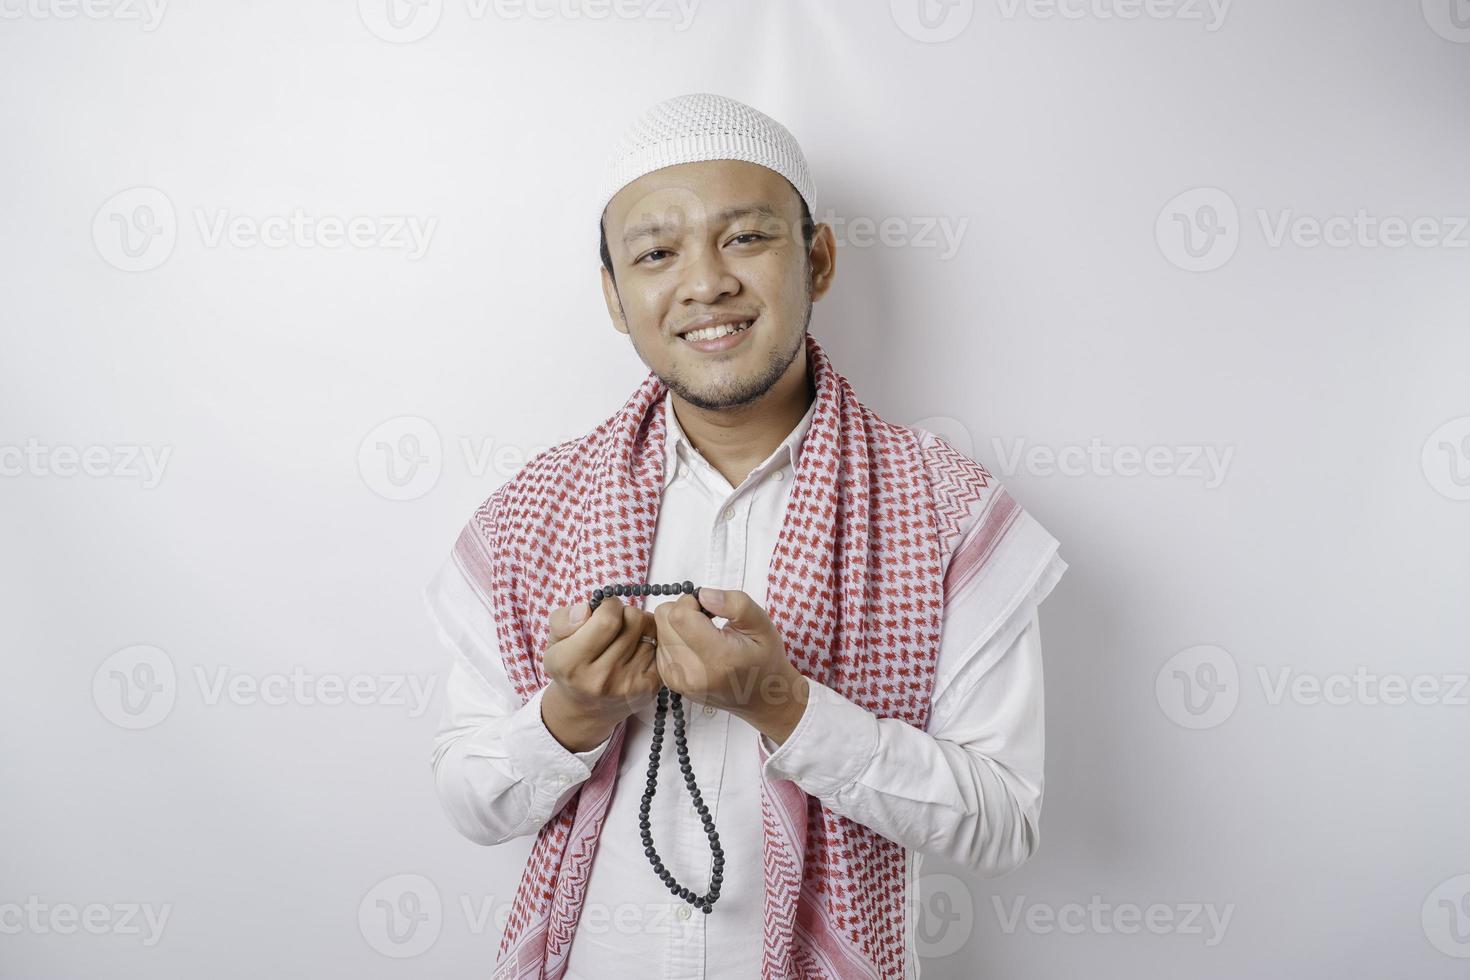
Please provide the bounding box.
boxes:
[612,168,799,246]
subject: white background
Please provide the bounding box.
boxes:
[3,0,1469,977]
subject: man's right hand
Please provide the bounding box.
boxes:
[540,599,661,753]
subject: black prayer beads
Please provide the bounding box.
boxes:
[588,581,724,915]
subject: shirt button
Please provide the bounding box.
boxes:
[702,705,716,717]
[771,471,783,482]
[676,905,692,920]
[722,506,734,521]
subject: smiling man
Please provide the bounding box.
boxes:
[425,93,1068,979]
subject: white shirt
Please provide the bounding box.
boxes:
[426,393,1067,979]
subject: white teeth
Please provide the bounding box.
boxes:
[684,320,752,343]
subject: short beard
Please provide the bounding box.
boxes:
[661,298,811,412]
[614,256,816,412]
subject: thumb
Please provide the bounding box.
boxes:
[696,588,768,633]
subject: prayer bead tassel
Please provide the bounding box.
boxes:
[589,581,723,914]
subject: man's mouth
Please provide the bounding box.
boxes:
[682,319,754,343]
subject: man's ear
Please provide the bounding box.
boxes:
[601,265,629,336]
[808,223,837,302]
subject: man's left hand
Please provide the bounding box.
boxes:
[652,588,810,744]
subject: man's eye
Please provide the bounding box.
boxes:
[637,249,671,264]
[730,233,767,245]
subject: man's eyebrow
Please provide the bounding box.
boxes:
[621,204,783,248]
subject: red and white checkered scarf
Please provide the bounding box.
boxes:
[455,333,1007,979]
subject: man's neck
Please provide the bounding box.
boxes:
[670,360,815,489]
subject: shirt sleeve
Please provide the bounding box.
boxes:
[425,553,613,846]
[760,610,1047,877]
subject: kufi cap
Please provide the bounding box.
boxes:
[595,92,817,222]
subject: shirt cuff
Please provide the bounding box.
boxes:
[760,677,881,800]
[505,687,613,803]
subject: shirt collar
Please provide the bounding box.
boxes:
[661,391,819,492]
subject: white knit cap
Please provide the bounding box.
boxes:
[595,92,817,222]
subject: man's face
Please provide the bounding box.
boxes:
[600,160,830,412]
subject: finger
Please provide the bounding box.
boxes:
[695,588,770,636]
[553,597,624,658]
[612,611,658,670]
[631,636,661,690]
[665,592,733,651]
[545,602,589,646]
[590,603,645,666]
[653,600,694,656]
